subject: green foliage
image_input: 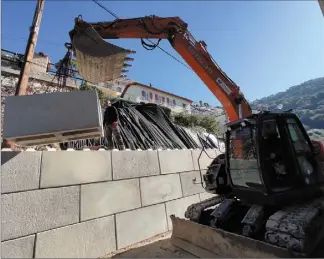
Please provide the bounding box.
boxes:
[252,77,324,130]
[79,81,105,105]
[172,112,221,134]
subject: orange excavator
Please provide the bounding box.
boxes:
[69,16,324,257]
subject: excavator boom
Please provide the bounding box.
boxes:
[70,16,251,122]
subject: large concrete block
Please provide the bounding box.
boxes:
[112,150,159,180]
[3,91,103,146]
[1,235,35,259]
[158,150,194,174]
[116,204,168,249]
[192,149,217,170]
[1,151,41,194]
[140,174,183,206]
[81,179,141,221]
[180,171,205,197]
[40,151,111,188]
[35,215,116,258]
[165,195,200,230]
[1,186,79,241]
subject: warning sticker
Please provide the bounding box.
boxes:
[216,78,232,95]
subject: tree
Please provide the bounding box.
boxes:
[172,112,221,134]
[54,58,78,77]
[79,81,105,105]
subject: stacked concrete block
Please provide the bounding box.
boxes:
[2,186,79,241]
[180,170,206,196]
[1,151,41,193]
[140,174,183,206]
[165,194,200,230]
[1,235,35,258]
[80,179,141,221]
[191,148,218,170]
[115,204,168,249]
[112,150,160,179]
[158,149,194,174]
[35,216,116,258]
[40,151,112,187]
[1,148,221,258]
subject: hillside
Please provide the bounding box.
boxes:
[251,77,324,140]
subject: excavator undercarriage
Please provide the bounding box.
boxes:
[172,195,324,258]
[171,115,324,258]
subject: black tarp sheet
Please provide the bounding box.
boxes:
[61,100,221,150]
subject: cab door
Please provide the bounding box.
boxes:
[283,116,318,187]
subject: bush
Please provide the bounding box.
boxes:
[79,81,105,105]
[172,112,221,134]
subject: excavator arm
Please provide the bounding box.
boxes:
[69,16,252,122]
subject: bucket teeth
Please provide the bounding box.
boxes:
[124,57,134,62]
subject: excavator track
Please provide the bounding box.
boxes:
[265,197,324,255]
[185,195,225,222]
[177,196,324,257]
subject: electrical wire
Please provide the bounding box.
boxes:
[91,0,192,70]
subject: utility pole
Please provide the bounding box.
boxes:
[2,0,45,149]
[15,0,45,95]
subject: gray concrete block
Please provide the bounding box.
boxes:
[116,204,168,249]
[158,150,194,174]
[81,179,141,221]
[112,150,159,180]
[1,186,79,241]
[140,174,183,206]
[1,235,35,258]
[180,171,205,197]
[3,91,103,146]
[1,151,41,194]
[165,195,200,230]
[35,215,116,258]
[199,192,218,201]
[40,151,111,188]
[192,149,217,170]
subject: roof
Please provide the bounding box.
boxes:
[121,82,193,103]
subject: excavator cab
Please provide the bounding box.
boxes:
[204,112,324,206]
[225,112,324,205]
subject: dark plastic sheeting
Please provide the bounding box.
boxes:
[61,100,222,150]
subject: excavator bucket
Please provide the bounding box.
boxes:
[70,22,134,84]
[170,215,295,258]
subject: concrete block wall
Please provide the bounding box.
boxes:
[1,149,220,258]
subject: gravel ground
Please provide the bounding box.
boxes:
[101,232,197,258]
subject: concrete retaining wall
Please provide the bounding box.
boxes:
[1,149,219,258]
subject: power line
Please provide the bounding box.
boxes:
[92,0,119,19]
[90,0,192,70]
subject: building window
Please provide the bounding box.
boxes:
[183,103,186,109]
[146,92,149,101]
[167,98,170,106]
[150,92,153,101]
[142,90,146,99]
[162,97,165,104]
[173,100,176,107]
[155,94,159,104]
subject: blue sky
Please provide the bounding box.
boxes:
[2,1,324,106]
